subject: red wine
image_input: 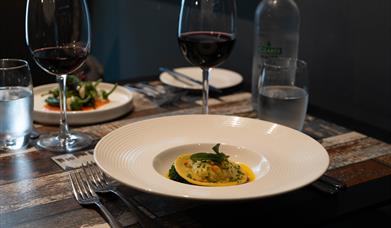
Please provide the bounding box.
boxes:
[178,31,235,69]
[33,46,88,75]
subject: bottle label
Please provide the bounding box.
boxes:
[258,42,282,58]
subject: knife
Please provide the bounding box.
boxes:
[311,175,346,195]
[159,67,222,93]
[318,174,346,190]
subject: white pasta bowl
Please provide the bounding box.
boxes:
[94,114,329,201]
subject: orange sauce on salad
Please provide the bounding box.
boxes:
[44,99,110,111]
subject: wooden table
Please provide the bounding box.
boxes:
[1,84,391,227]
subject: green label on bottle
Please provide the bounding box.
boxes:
[258,42,282,58]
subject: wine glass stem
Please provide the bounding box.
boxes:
[57,75,71,143]
[202,68,210,114]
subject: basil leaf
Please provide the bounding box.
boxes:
[212,143,221,154]
[189,144,229,164]
[191,152,221,163]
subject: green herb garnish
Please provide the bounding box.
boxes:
[101,84,118,99]
[190,143,229,164]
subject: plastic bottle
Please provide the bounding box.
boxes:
[251,0,300,110]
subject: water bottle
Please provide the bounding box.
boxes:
[251,0,300,110]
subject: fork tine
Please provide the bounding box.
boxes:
[69,172,80,201]
[89,162,101,183]
[75,170,90,199]
[80,169,98,197]
[82,162,97,188]
[92,163,111,185]
[91,163,108,186]
[87,162,103,188]
[72,171,85,199]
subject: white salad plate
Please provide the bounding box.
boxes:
[159,67,243,90]
[94,114,329,201]
[33,82,134,125]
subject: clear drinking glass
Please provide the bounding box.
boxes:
[25,0,92,152]
[257,57,309,131]
[178,0,236,114]
[0,59,33,151]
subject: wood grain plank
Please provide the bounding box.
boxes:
[0,175,143,227]
[2,198,82,227]
[320,132,367,149]
[327,137,391,170]
[12,208,107,228]
[0,149,62,185]
[374,154,391,168]
[326,160,391,187]
[0,147,36,158]
[0,171,73,214]
[2,197,140,228]
[303,115,350,140]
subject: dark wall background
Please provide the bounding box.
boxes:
[0,0,54,85]
[297,0,391,138]
[1,0,390,137]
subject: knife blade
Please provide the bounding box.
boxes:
[159,67,222,93]
[318,175,346,190]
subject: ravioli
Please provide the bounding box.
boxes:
[168,144,255,186]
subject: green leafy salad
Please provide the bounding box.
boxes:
[43,75,117,111]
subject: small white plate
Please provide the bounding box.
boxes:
[94,114,329,201]
[33,82,134,125]
[159,67,243,90]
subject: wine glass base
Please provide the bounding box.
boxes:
[36,131,93,153]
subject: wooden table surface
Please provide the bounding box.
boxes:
[1,83,391,227]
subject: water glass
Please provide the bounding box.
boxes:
[0,59,33,150]
[257,58,308,131]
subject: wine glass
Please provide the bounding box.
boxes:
[178,0,236,114]
[25,0,92,152]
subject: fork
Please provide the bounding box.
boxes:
[82,162,163,228]
[69,170,122,228]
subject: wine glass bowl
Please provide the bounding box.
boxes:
[178,31,235,69]
[25,0,92,152]
[32,45,89,76]
[178,0,236,114]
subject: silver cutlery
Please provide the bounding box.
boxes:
[82,162,163,228]
[69,169,122,228]
[318,174,346,190]
[311,175,346,194]
[159,67,223,93]
[125,83,187,106]
[124,84,160,98]
[134,83,163,97]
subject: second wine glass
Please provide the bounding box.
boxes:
[25,0,92,152]
[178,0,236,114]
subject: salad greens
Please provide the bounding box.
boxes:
[43,75,117,111]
